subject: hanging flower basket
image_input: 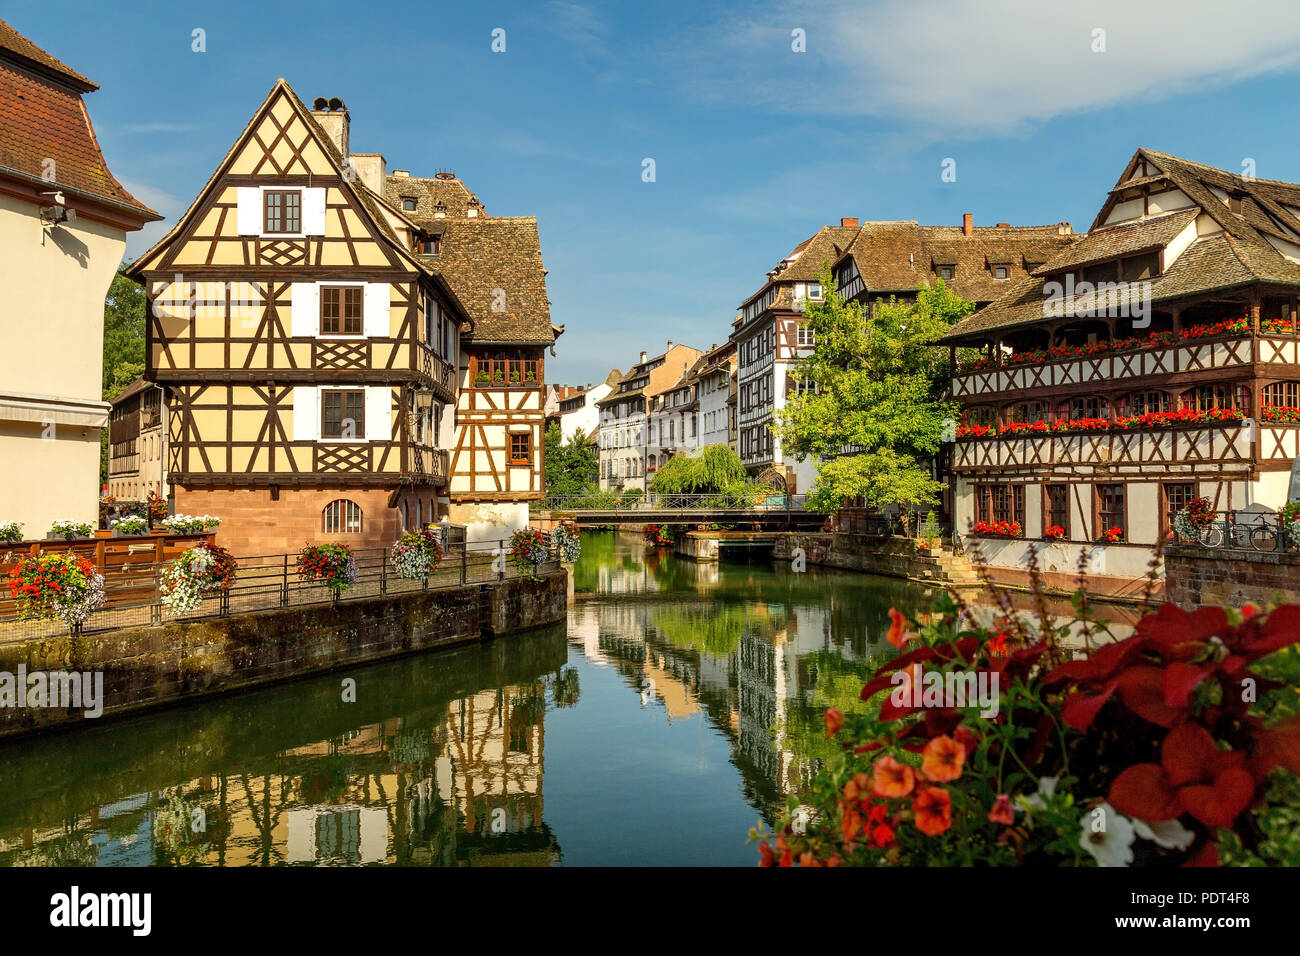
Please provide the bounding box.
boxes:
[550,521,582,562]
[390,529,444,580]
[508,528,548,581]
[297,543,358,595]
[6,552,105,632]
[159,543,238,615]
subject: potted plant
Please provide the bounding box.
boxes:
[1100,525,1124,543]
[111,515,148,537]
[474,369,490,384]
[510,368,521,383]
[508,527,548,581]
[0,521,23,544]
[550,521,582,563]
[48,520,93,541]
[146,490,169,528]
[493,367,505,383]
[1280,501,1300,549]
[525,369,536,382]
[1043,525,1066,540]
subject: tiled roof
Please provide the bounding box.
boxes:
[0,20,157,219]
[739,225,858,308]
[840,221,1076,303]
[382,173,483,220]
[430,216,554,344]
[939,148,1300,342]
[0,18,95,90]
[1031,208,1197,276]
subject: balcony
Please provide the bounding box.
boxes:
[952,331,1300,401]
[952,419,1300,473]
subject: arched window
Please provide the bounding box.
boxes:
[1181,385,1233,412]
[964,406,998,427]
[323,499,363,534]
[1263,381,1300,408]
[400,500,408,532]
[1123,391,1170,416]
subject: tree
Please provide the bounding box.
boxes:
[775,266,972,515]
[543,422,599,498]
[649,444,749,495]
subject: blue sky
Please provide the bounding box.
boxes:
[11,0,1300,384]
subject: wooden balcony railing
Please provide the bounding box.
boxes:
[953,333,1300,401]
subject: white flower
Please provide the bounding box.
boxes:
[1133,817,1195,851]
[1079,802,1135,867]
[1015,775,1060,813]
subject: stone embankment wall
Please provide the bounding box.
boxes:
[1165,546,1300,609]
[0,571,567,739]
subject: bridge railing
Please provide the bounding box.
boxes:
[533,492,809,512]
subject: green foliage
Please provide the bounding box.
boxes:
[543,422,600,498]
[649,444,750,495]
[776,267,971,514]
[920,510,941,548]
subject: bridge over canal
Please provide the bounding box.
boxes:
[529,493,827,531]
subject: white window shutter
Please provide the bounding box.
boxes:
[293,386,320,441]
[365,387,391,441]
[290,283,319,337]
[236,187,261,235]
[364,283,390,338]
[302,187,327,235]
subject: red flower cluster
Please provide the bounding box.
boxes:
[972,520,1022,538]
[1261,318,1297,335]
[1046,603,1300,839]
[1043,525,1066,539]
[642,523,675,547]
[1261,403,1300,423]
[961,408,1246,440]
[955,424,994,438]
[1101,526,1124,543]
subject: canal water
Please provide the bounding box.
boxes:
[0,531,935,866]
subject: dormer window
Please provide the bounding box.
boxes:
[401,196,418,212]
[936,264,955,280]
[992,264,1010,280]
[807,282,823,300]
[421,236,440,255]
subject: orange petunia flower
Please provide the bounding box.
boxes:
[913,786,952,836]
[872,754,916,798]
[921,734,965,782]
[842,772,872,802]
[886,607,911,648]
[824,706,845,738]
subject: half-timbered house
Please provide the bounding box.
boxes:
[107,378,169,502]
[939,149,1300,588]
[126,82,468,554]
[384,167,561,544]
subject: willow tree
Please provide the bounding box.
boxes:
[775,266,971,516]
[649,444,749,494]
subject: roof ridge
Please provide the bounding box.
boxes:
[0,17,96,91]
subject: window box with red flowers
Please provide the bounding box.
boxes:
[1043,525,1066,540]
[1100,525,1123,543]
[1261,404,1300,423]
[972,519,1022,538]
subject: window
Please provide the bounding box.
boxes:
[1045,484,1069,537]
[1082,260,1119,285]
[323,499,363,534]
[1096,484,1125,538]
[321,286,363,335]
[965,406,998,428]
[797,324,816,346]
[1263,381,1300,408]
[1122,251,1160,281]
[401,196,418,211]
[510,432,530,465]
[263,190,301,233]
[1125,390,1170,416]
[1163,482,1196,538]
[1068,395,1110,420]
[321,389,365,439]
[421,237,440,255]
[974,484,1022,525]
[936,264,955,280]
[993,264,1010,280]
[1181,385,1231,412]
[1007,401,1049,424]
[807,282,822,299]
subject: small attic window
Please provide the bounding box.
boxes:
[421,236,440,255]
[936,264,955,280]
[1228,192,1245,215]
[401,196,418,211]
[433,200,447,219]
[992,264,1010,280]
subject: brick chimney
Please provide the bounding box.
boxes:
[996,222,1010,228]
[841,217,859,228]
[962,212,973,237]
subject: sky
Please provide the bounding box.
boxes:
[11,0,1300,385]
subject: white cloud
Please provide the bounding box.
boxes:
[686,0,1300,134]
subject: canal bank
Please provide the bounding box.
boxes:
[0,570,567,739]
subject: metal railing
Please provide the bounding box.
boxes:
[1168,509,1296,553]
[534,492,809,512]
[0,540,561,643]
